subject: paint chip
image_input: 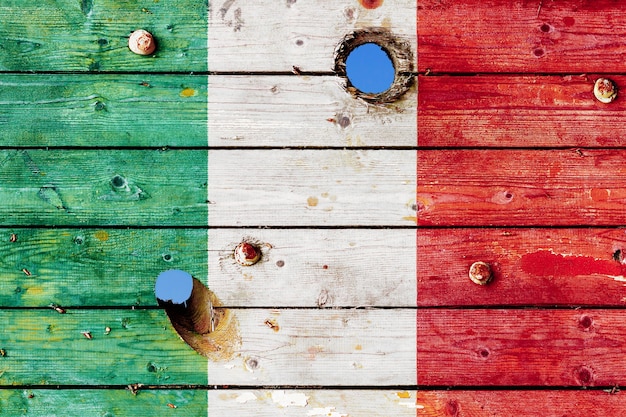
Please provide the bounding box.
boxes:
[235,392,257,403]
[307,407,348,417]
[271,390,309,407]
[396,391,410,398]
[180,88,197,97]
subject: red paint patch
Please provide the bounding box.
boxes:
[521,251,625,277]
[358,0,383,9]
[563,16,575,27]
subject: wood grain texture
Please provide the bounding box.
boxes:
[0,309,415,386]
[418,309,626,386]
[0,150,207,226]
[210,389,420,416]
[418,74,626,148]
[209,75,416,147]
[418,149,626,226]
[208,0,416,72]
[0,0,207,72]
[0,75,207,147]
[0,228,208,308]
[0,309,207,386]
[208,308,416,386]
[418,0,626,73]
[417,390,626,417]
[419,228,626,307]
[209,149,417,226]
[209,228,417,308]
[0,389,206,417]
[0,228,416,308]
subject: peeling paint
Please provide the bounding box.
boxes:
[271,390,309,407]
[399,401,423,409]
[235,392,257,403]
[307,407,348,417]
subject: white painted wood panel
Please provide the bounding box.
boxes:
[208,0,417,72]
[208,228,417,307]
[209,390,420,416]
[207,309,416,386]
[208,149,417,226]
[208,76,416,147]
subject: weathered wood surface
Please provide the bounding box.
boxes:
[0,309,415,386]
[417,390,626,416]
[209,76,416,148]
[0,389,207,417]
[0,0,207,72]
[0,389,419,417]
[418,0,626,74]
[419,74,626,148]
[208,228,417,307]
[208,0,416,73]
[0,75,207,147]
[209,149,417,226]
[0,228,415,308]
[419,228,626,307]
[210,389,420,416]
[0,150,207,226]
[418,149,626,226]
[418,309,626,386]
[0,228,208,308]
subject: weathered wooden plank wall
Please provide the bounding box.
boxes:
[418,0,626,414]
[0,0,418,416]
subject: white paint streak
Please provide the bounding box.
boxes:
[271,390,309,407]
[608,275,626,284]
[235,392,258,404]
[307,407,348,417]
[399,401,424,409]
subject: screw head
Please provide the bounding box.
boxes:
[594,78,617,103]
[234,242,261,266]
[128,29,156,55]
[469,261,493,285]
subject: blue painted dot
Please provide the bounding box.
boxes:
[345,43,395,94]
[155,269,193,304]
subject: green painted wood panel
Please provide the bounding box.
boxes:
[0,75,207,147]
[0,310,206,385]
[0,0,207,72]
[0,228,207,308]
[0,389,206,416]
[1,150,207,226]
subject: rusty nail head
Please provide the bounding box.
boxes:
[234,242,261,266]
[469,261,493,285]
[128,29,156,55]
[594,78,617,103]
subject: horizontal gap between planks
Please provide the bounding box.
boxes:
[1,306,418,311]
[417,146,626,151]
[419,71,626,77]
[0,146,420,151]
[1,384,621,391]
[1,225,418,230]
[11,306,626,311]
[417,305,626,311]
[0,70,417,77]
[418,225,626,230]
[415,386,621,391]
[0,385,420,391]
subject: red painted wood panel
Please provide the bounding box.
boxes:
[417,390,626,416]
[418,228,626,307]
[418,0,626,73]
[418,149,626,226]
[418,309,626,386]
[418,74,626,148]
